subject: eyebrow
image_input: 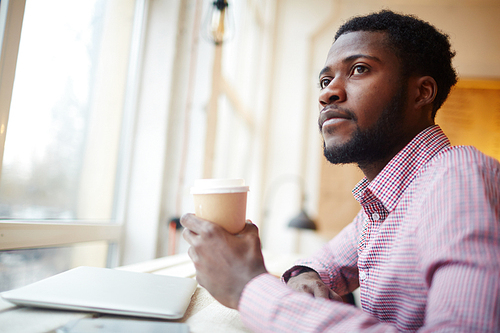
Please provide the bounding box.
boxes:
[318,54,382,79]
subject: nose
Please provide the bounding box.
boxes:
[319,78,346,107]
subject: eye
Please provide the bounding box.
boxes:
[352,65,368,75]
[319,78,331,89]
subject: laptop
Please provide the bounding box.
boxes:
[0,266,197,320]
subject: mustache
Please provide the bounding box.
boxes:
[318,105,357,131]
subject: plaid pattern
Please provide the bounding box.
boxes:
[240,125,500,332]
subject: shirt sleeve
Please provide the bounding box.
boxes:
[415,152,500,332]
[239,273,397,332]
[238,211,401,333]
[282,210,363,296]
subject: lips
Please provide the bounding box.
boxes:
[319,107,353,130]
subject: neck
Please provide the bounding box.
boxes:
[358,158,393,182]
[357,127,425,181]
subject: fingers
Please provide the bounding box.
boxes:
[287,270,342,302]
[303,283,342,301]
[180,213,204,234]
[181,213,231,236]
[187,245,199,263]
[311,280,333,299]
[295,282,327,299]
[328,289,343,302]
[180,214,197,247]
[182,214,258,238]
[182,226,198,246]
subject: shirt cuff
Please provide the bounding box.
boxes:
[281,265,317,283]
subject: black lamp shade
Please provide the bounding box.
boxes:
[288,210,317,230]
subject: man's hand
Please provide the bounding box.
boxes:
[287,268,343,302]
[181,213,268,309]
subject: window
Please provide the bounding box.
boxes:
[0,0,140,291]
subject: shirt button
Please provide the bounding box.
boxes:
[359,271,367,281]
[371,213,380,221]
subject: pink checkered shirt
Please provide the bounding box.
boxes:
[239,125,500,332]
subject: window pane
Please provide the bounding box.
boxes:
[0,0,136,220]
[0,241,110,292]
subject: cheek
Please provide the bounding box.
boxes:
[348,85,392,127]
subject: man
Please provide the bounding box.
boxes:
[181,10,500,332]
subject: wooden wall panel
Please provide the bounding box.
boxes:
[317,158,363,239]
[436,79,500,162]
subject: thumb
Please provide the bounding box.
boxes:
[238,220,260,236]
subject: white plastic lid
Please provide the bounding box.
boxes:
[190,179,249,194]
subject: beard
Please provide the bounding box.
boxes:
[322,84,408,167]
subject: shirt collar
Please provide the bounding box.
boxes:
[352,125,450,212]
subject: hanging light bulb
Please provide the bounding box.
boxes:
[202,0,235,45]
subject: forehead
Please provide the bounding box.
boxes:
[324,31,398,68]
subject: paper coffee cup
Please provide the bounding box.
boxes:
[191,179,249,234]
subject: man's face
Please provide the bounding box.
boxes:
[318,31,410,166]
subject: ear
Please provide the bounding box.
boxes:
[414,76,437,109]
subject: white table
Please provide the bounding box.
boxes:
[0,252,302,333]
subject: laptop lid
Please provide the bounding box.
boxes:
[0,266,197,320]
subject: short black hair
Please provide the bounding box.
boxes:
[335,10,458,118]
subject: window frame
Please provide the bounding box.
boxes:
[0,0,24,173]
[0,0,146,260]
[0,221,121,250]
